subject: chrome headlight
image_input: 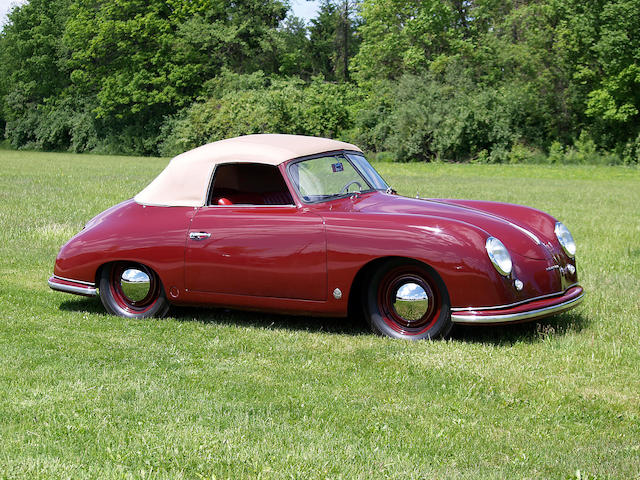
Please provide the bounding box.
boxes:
[554,222,576,258]
[486,237,512,276]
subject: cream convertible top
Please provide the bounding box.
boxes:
[134,134,361,207]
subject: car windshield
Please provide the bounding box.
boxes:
[288,154,389,203]
[346,153,389,191]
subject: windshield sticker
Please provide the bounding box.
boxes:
[331,162,344,172]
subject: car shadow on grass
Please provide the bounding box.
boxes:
[59,297,589,344]
[193,308,590,343]
[450,311,591,345]
[169,305,373,336]
[58,297,372,336]
[59,297,106,315]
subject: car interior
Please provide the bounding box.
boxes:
[207,163,295,206]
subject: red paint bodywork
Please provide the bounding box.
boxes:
[186,206,326,300]
[52,156,581,321]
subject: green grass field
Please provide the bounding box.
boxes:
[1,150,639,479]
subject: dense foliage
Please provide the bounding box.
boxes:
[158,71,359,156]
[1,0,639,163]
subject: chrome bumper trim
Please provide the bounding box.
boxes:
[451,284,579,312]
[52,275,96,287]
[451,292,584,324]
[48,277,98,296]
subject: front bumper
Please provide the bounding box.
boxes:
[48,275,98,297]
[451,285,584,324]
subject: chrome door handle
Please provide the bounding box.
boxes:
[189,232,211,240]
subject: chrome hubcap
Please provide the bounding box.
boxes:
[120,268,151,303]
[393,282,429,323]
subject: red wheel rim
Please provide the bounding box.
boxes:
[109,263,160,314]
[376,266,442,336]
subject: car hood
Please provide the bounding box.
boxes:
[358,194,552,260]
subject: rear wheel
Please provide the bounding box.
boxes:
[363,260,452,340]
[99,262,169,318]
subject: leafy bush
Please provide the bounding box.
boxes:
[551,131,623,165]
[3,89,105,153]
[547,141,565,164]
[160,74,358,157]
[358,72,535,162]
[546,132,625,166]
[507,143,547,164]
[621,133,640,165]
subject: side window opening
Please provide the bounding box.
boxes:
[208,163,294,206]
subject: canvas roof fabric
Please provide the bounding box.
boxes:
[134,134,361,207]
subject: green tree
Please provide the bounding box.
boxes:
[308,0,361,81]
[0,0,71,147]
[160,73,358,156]
[580,0,640,146]
[261,15,313,77]
[351,0,470,82]
[62,0,288,153]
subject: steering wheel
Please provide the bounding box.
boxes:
[338,180,363,195]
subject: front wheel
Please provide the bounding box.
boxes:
[363,260,452,340]
[99,262,169,318]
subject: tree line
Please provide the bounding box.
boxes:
[1,0,638,164]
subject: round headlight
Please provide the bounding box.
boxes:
[486,237,513,276]
[554,222,576,258]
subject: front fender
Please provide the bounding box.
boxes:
[323,212,518,309]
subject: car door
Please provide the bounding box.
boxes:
[185,205,327,301]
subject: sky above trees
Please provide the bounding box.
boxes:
[0,0,27,26]
[0,0,320,26]
[291,0,319,22]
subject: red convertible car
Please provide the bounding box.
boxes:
[49,134,584,339]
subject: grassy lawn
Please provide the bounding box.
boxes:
[0,149,638,479]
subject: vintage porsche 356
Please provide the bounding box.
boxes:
[49,134,583,339]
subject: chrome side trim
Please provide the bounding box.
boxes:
[48,279,98,296]
[451,292,584,324]
[203,204,297,208]
[507,221,541,245]
[52,275,95,287]
[451,285,579,312]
